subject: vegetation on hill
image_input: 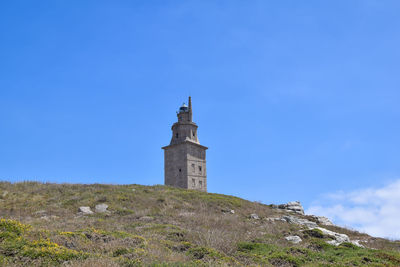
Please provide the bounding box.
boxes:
[0,182,399,266]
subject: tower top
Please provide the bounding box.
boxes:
[177,96,193,123]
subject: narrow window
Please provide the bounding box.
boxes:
[192,179,196,187]
[193,132,195,137]
[199,166,202,173]
[179,168,181,172]
[199,181,202,188]
[176,133,179,138]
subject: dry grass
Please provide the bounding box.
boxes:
[1,181,400,266]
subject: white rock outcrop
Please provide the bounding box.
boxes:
[78,206,93,215]
[266,217,287,222]
[275,201,304,214]
[280,215,363,247]
[95,203,109,213]
[350,240,364,248]
[282,215,318,228]
[316,227,350,246]
[310,215,334,226]
[285,235,302,244]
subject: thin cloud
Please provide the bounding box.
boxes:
[306,180,400,240]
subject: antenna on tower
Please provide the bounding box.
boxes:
[188,96,192,121]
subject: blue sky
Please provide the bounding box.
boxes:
[1,1,400,238]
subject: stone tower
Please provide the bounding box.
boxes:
[162,97,208,192]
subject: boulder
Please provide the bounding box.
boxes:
[310,215,334,226]
[78,206,93,215]
[95,203,109,213]
[281,215,363,248]
[221,209,235,214]
[315,227,350,246]
[250,213,260,220]
[40,215,50,221]
[277,201,304,214]
[282,215,318,228]
[351,240,364,248]
[285,235,302,244]
[266,217,287,222]
[34,210,46,215]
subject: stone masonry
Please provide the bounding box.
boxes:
[162,97,208,192]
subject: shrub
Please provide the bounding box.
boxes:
[113,247,131,257]
[0,218,31,236]
[187,246,222,260]
[304,228,325,238]
[268,251,303,267]
[339,242,360,250]
[22,239,86,261]
[0,219,88,263]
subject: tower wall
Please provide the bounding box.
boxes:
[163,143,207,191]
[186,143,207,191]
[164,144,188,188]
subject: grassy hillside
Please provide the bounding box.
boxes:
[0,182,399,266]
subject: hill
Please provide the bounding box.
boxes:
[0,182,399,266]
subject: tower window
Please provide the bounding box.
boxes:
[193,132,195,137]
[199,181,202,188]
[192,178,196,187]
[199,166,202,173]
[176,133,179,138]
[179,169,181,172]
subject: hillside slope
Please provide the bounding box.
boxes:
[0,182,399,266]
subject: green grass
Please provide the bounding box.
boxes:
[237,240,400,266]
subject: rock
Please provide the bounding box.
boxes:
[132,188,136,192]
[95,203,109,213]
[34,210,46,215]
[2,191,8,198]
[78,206,93,215]
[315,227,350,246]
[221,209,235,214]
[266,217,287,222]
[351,240,364,248]
[285,235,302,244]
[310,215,334,226]
[282,215,318,228]
[40,215,50,221]
[282,215,362,247]
[277,201,304,214]
[250,213,260,220]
